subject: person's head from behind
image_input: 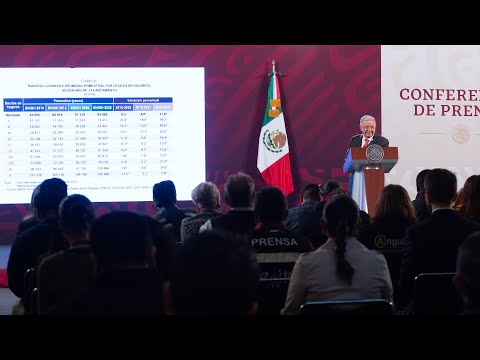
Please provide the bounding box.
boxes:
[58,194,96,243]
[453,187,465,212]
[424,168,457,208]
[416,169,430,193]
[254,186,288,224]
[301,183,321,204]
[359,114,376,139]
[29,184,41,213]
[33,189,66,221]
[319,179,341,202]
[453,231,480,310]
[374,184,416,223]
[455,175,480,221]
[90,211,154,272]
[328,186,347,197]
[191,181,221,212]
[169,230,259,315]
[39,178,68,198]
[153,180,177,208]
[224,172,255,208]
[322,195,359,285]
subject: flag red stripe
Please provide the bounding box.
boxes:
[260,153,294,196]
[275,74,281,103]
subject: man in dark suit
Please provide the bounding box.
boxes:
[348,114,389,149]
[397,168,480,311]
[152,180,191,243]
[412,169,431,222]
[346,115,389,196]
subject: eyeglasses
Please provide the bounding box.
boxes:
[362,126,375,130]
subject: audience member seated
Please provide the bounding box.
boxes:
[286,184,321,234]
[357,184,416,306]
[453,231,480,315]
[180,181,222,245]
[319,179,342,203]
[37,194,96,314]
[17,178,68,235]
[167,229,259,315]
[153,180,191,243]
[281,195,393,315]
[7,178,68,301]
[453,175,480,223]
[48,211,165,315]
[412,169,431,222]
[17,184,41,234]
[199,172,256,236]
[398,168,480,312]
[296,186,349,249]
[250,186,312,280]
[144,216,177,281]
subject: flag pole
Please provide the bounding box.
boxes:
[269,59,283,77]
[258,59,294,196]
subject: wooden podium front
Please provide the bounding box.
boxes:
[343,147,398,214]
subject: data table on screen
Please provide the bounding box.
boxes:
[4,97,172,182]
[0,67,206,204]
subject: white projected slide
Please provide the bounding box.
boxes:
[381,45,480,198]
[0,67,205,204]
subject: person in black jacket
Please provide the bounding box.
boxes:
[398,168,480,311]
[347,114,389,150]
[412,169,431,222]
[346,115,389,194]
[153,180,191,243]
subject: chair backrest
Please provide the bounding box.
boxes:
[299,299,393,316]
[257,278,290,315]
[23,268,37,314]
[412,272,461,315]
[30,288,38,315]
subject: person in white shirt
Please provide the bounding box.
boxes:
[281,194,393,315]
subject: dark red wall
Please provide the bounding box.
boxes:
[0,45,381,245]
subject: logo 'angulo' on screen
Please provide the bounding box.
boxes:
[374,235,405,249]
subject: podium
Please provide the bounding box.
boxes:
[343,146,398,214]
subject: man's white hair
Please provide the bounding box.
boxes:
[359,114,375,124]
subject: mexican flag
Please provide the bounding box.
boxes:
[257,71,294,196]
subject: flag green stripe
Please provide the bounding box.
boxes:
[262,74,283,127]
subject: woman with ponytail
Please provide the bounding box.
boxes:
[281,195,392,315]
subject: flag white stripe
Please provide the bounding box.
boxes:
[257,112,290,173]
[272,75,278,105]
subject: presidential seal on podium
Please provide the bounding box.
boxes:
[366,144,384,163]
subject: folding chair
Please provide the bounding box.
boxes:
[23,268,37,315]
[257,278,290,315]
[412,272,461,315]
[299,298,393,316]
